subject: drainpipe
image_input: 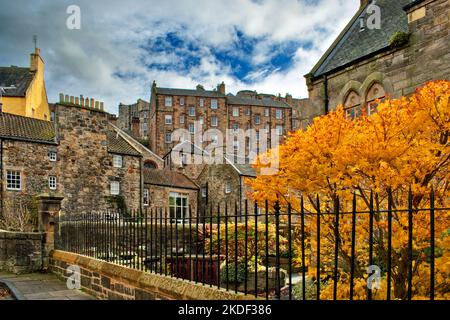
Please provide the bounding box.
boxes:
[139,157,143,214]
[0,137,3,218]
[324,74,329,115]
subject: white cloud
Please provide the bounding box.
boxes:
[0,0,359,113]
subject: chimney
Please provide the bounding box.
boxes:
[217,82,226,95]
[196,84,205,91]
[30,47,41,72]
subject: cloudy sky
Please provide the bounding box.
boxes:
[0,0,359,114]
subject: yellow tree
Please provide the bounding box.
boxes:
[247,81,450,299]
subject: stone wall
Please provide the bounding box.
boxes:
[0,230,43,274]
[50,250,254,300]
[305,0,450,123]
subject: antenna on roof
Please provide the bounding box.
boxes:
[33,35,37,50]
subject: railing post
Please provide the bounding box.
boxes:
[35,194,64,270]
[274,200,281,300]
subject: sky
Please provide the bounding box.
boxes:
[0,0,359,115]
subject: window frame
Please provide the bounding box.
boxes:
[110,181,120,195]
[211,116,218,127]
[255,115,261,125]
[143,188,150,206]
[275,109,283,120]
[232,107,239,117]
[165,96,173,107]
[165,132,172,143]
[225,181,232,194]
[48,176,57,190]
[179,115,185,124]
[189,107,196,117]
[6,170,21,191]
[165,114,173,125]
[113,154,123,168]
[169,192,189,223]
[211,99,218,109]
[49,151,57,162]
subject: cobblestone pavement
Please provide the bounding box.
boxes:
[0,272,94,300]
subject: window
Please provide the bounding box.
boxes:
[169,192,188,222]
[48,176,57,190]
[211,116,218,127]
[165,97,173,107]
[179,115,185,124]
[233,107,239,117]
[49,151,57,162]
[276,125,283,136]
[50,111,55,122]
[211,134,218,144]
[180,97,185,106]
[110,181,120,195]
[201,186,207,198]
[225,181,232,194]
[199,117,204,125]
[142,123,148,131]
[255,115,261,125]
[246,108,251,116]
[366,83,386,115]
[265,108,270,117]
[113,155,123,168]
[144,160,157,169]
[143,189,150,206]
[211,99,218,109]
[6,170,21,191]
[165,132,172,143]
[189,123,195,134]
[343,91,361,119]
[189,107,195,117]
[276,109,283,119]
[165,115,173,125]
[199,99,205,107]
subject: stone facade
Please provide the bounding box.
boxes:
[118,99,151,143]
[304,0,450,122]
[148,82,295,158]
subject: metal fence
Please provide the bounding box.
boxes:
[56,189,449,300]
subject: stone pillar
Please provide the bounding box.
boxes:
[35,194,64,270]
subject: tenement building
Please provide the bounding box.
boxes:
[117,99,151,144]
[147,82,294,158]
[303,0,450,124]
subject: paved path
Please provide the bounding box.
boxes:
[0,272,94,300]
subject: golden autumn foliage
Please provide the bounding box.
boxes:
[247,81,450,300]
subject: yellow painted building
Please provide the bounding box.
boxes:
[0,48,50,120]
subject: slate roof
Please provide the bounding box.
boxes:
[310,0,413,78]
[0,112,56,143]
[143,168,199,190]
[224,155,257,177]
[226,96,290,108]
[156,87,226,98]
[0,67,34,97]
[107,131,141,156]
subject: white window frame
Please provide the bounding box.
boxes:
[165,115,173,125]
[179,115,185,124]
[180,97,185,106]
[211,99,218,109]
[110,181,120,195]
[276,109,283,119]
[49,151,57,162]
[199,99,205,107]
[143,188,150,206]
[211,116,218,127]
[189,107,196,117]
[255,115,261,125]
[113,155,123,168]
[246,108,251,116]
[233,107,239,117]
[6,170,21,191]
[48,176,57,190]
[165,132,172,143]
[169,192,189,222]
[189,123,195,134]
[201,186,207,198]
[265,108,270,117]
[225,181,232,194]
[165,97,173,107]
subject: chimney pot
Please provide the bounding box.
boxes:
[59,93,64,103]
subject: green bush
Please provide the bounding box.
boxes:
[389,31,410,48]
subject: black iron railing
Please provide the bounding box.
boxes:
[56,189,449,300]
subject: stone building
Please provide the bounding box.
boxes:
[303,0,450,123]
[0,48,50,120]
[0,94,143,216]
[143,168,199,220]
[148,82,294,158]
[118,99,151,144]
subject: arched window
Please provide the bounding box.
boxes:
[144,160,158,169]
[366,83,386,115]
[343,91,361,119]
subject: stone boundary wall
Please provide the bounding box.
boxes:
[50,250,257,300]
[0,230,44,274]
